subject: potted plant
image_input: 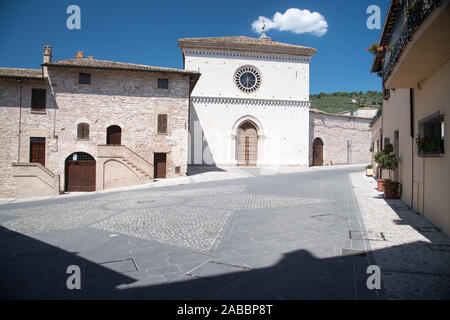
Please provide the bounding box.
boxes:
[384,180,402,199]
[374,150,386,191]
[374,143,401,198]
[366,164,374,176]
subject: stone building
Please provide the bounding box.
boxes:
[0,46,199,198]
[309,109,372,166]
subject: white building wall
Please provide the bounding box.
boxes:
[184,49,311,166]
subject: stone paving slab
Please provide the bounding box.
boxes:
[350,172,450,299]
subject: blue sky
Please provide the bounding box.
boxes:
[0,0,390,94]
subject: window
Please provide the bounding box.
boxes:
[157,114,168,134]
[79,73,91,84]
[77,123,89,139]
[418,112,445,156]
[158,79,169,89]
[31,88,46,110]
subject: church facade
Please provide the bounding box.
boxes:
[179,36,314,167]
[179,36,372,167]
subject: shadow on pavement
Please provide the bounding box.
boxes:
[1,223,449,300]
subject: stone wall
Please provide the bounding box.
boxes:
[309,110,372,166]
[0,67,191,198]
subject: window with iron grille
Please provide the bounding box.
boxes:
[31,88,46,110]
[77,123,89,139]
[417,112,444,156]
[79,73,91,84]
[158,79,169,89]
[157,114,168,134]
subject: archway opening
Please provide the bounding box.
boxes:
[65,152,96,192]
[237,121,258,166]
[313,138,324,166]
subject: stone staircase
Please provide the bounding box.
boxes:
[98,145,154,183]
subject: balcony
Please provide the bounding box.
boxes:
[378,0,450,88]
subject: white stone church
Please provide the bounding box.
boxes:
[179,35,372,167]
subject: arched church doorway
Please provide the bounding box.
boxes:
[65,152,96,192]
[237,121,258,166]
[313,138,324,166]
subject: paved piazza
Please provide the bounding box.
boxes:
[0,166,449,299]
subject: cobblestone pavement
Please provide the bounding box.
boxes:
[350,172,450,299]
[0,165,448,299]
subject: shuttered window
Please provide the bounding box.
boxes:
[77,123,89,139]
[31,89,46,110]
[157,114,168,134]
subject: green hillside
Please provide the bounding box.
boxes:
[310,91,382,114]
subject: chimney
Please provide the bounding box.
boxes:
[42,45,52,79]
[75,51,84,59]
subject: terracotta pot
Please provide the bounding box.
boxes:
[377,179,386,191]
[376,46,385,56]
[384,183,401,199]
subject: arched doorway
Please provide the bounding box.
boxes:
[65,152,96,192]
[107,125,121,145]
[237,121,258,166]
[313,138,324,166]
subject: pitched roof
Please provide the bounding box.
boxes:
[178,36,317,57]
[0,67,43,80]
[42,58,200,77]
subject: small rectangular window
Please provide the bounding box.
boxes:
[77,123,89,139]
[417,112,444,156]
[31,88,46,110]
[79,73,91,84]
[158,79,169,89]
[157,114,168,134]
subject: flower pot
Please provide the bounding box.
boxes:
[366,168,374,176]
[377,179,386,191]
[384,182,401,199]
[376,46,385,58]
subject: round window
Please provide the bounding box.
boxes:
[234,65,262,93]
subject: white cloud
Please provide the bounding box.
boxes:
[251,8,328,37]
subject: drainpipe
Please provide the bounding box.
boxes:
[17,79,23,162]
[410,88,415,209]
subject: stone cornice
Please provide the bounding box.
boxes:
[183,49,311,63]
[191,96,310,108]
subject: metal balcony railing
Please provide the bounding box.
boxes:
[382,0,439,82]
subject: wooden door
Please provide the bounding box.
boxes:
[313,138,324,166]
[107,125,121,145]
[154,153,166,179]
[30,137,45,166]
[237,122,258,166]
[65,153,96,192]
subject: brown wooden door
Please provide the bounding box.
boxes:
[65,153,96,192]
[107,125,121,145]
[30,137,45,166]
[313,138,324,166]
[154,153,166,179]
[237,122,258,166]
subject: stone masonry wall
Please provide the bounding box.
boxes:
[309,111,372,166]
[0,67,191,197]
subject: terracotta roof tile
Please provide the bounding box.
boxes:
[43,58,200,77]
[178,36,317,57]
[0,67,43,79]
